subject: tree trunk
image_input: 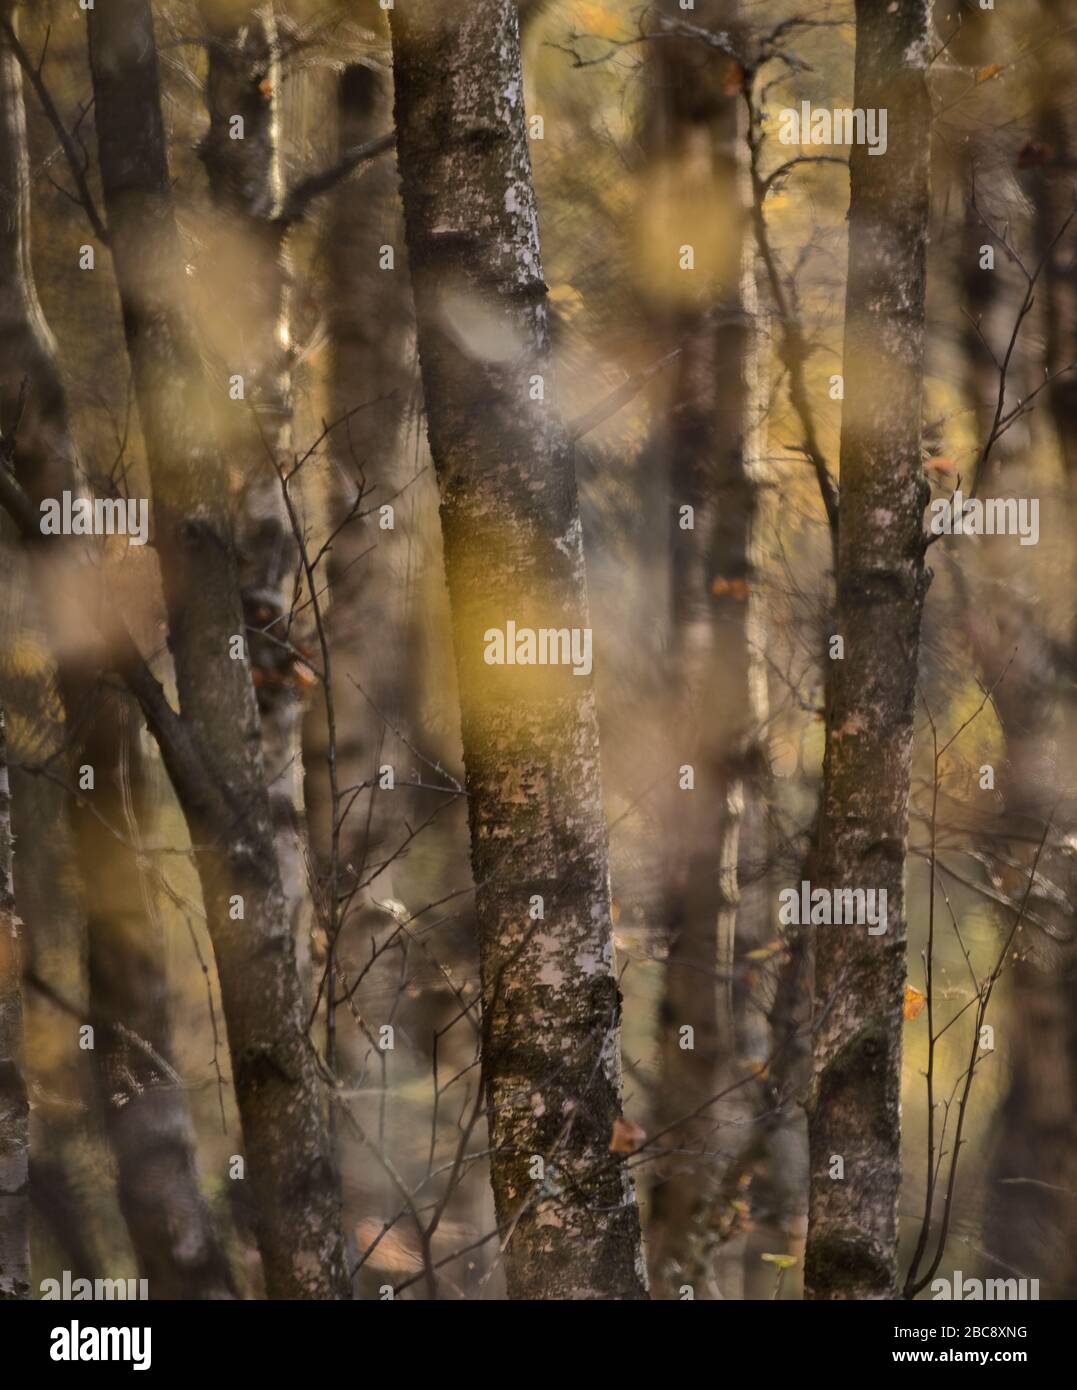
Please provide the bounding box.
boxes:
[1026,2,1077,485]
[299,18,424,1198]
[85,0,348,1299]
[966,14,1077,1287]
[0,706,28,1300]
[0,0,235,1298]
[643,0,766,1298]
[197,1,310,962]
[306,15,418,988]
[388,0,648,1299]
[968,597,1077,1298]
[81,701,238,1299]
[804,0,932,1300]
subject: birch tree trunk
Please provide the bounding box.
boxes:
[197,1,309,960]
[388,0,648,1299]
[804,0,932,1300]
[0,707,28,1300]
[86,0,348,1299]
[0,0,234,1298]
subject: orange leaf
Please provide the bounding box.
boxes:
[609,1118,646,1154]
[258,78,273,97]
[975,63,1004,83]
[903,984,926,1021]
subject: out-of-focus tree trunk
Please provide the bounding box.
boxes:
[0,707,29,1300]
[805,0,931,1300]
[643,0,768,1299]
[298,7,422,1211]
[388,0,648,1299]
[969,6,1077,1288]
[304,3,416,978]
[517,0,548,35]
[0,16,91,1287]
[197,1,310,966]
[0,0,234,1298]
[85,0,348,1299]
[1027,2,1077,484]
[82,702,238,1299]
[968,600,1077,1298]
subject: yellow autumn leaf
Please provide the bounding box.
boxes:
[761,1252,797,1269]
[574,1,625,40]
[904,984,926,1021]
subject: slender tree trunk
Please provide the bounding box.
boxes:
[0,707,28,1300]
[197,1,310,961]
[86,0,348,1299]
[304,13,417,976]
[81,702,238,1299]
[962,31,1077,1288]
[805,0,932,1300]
[967,599,1077,1298]
[388,0,648,1299]
[300,18,421,1197]
[0,1,235,1298]
[644,0,767,1297]
[1027,2,1077,485]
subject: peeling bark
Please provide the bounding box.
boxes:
[805,0,932,1301]
[388,0,647,1299]
[86,0,348,1298]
